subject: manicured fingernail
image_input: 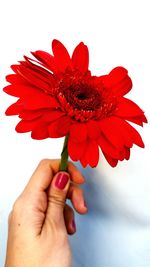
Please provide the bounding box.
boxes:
[71,218,76,232]
[55,173,69,190]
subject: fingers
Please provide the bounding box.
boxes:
[24,159,85,194]
[24,159,54,193]
[48,159,85,184]
[45,172,70,226]
[64,204,76,235]
[24,159,87,216]
[67,184,88,214]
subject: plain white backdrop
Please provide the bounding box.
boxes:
[0,0,150,266]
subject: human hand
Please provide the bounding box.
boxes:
[5,159,87,267]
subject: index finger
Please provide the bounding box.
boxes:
[48,159,85,184]
[25,159,85,193]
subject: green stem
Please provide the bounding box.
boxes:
[60,135,69,171]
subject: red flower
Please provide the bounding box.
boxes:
[4,39,147,168]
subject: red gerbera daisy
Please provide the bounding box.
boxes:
[4,39,147,168]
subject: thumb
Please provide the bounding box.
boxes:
[46,172,70,225]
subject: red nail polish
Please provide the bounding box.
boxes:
[55,173,69,189]
[71,218,76,231]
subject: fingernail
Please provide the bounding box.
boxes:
[71,218,76,232]
[55,173,69,190]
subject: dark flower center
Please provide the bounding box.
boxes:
[62,84,101,111]
[76,93,87,100]
[56,70,117,122]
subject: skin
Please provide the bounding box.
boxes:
[5,159,87,267]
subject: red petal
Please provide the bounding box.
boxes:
[42,110,64,122]
[99,117,133,148]
[124,147,130,160]
[5,101,23,115]
[4,84,40,98]
[115,97,144,117]
[22,93,59,110]
[68,139,86,161]
[15,119,40,133]
[31,123,49,139]
[69,123,87,143]
[16,64,53,92]
[72,42,89,72]
[52,39,72,72]
[111,76,132,97]
[108,67,128,84]
[126,115,147,126]
[31,51,57,73]
[102,67,132,96]
[6,74,28,85]
[80,140,99,168]
[122,120,145,148]
[99,118,125,149]
[22,58,56,87]
[19,110,43,120]
[87,120,101,139]
[141,114,148,123]
[98,133,122,160]
[107,116,144,148]
[48,116,71,138]
[11,64,19,73]
[103,153,118,167]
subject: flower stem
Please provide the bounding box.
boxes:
[60,135,69,171]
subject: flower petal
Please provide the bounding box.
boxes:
[52,39,72,72]
[16,119,40,133]
[124,147,130,160]
[6,73,28,85]
[31,123,49,139]
[87,120,101,139]
[112,76,132,97]
[122,120,145,148]
[99,118,126,149]
[99,117,133,148]
[48,116,71,138]
[42,110,64,122]
[103,153,118,167]
[22,58,56,86]
[4,84,41,98]
[16,64,53,92]
[107,116,144,148]
[5,101,23,115]
[22,93,60,110]
[69,123,87,143]
[68,139,86,161]
[126,114,147,126]
[72,42,89,72]
[108,67,128,84]
[98,133,123,160]
[19,110,43,120]
[80,140,99,168]
[115,97,144,117]
[31,51,57,73]
[102,67,132,96]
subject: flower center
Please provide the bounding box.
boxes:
[76,93,86,100]
[56,70,117,122]
[62,83,101,111]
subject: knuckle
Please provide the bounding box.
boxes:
[39,158,50,167]
[48,192,65,207]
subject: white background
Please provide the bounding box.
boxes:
[0,0,150,266]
